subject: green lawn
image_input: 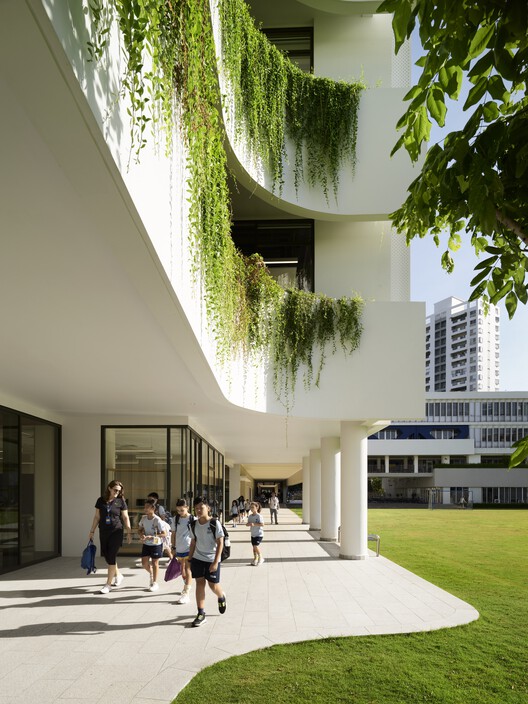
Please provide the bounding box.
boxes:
[173,509,528,704]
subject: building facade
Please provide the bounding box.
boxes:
[426,297,500,393]
[0,0,424,574]
[369,392,528,505]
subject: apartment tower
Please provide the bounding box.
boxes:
[426,297,500,392]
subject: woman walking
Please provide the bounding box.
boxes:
[89,480,132,594]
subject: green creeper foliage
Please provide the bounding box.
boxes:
[379,0,528,467]
[87,0,364,409]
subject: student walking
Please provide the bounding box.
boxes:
[238,496,246,523]
[269,492,279,524]
[172,498,194,604]
[247,501,265,566]
[138,498,167,592]
[148,491,172,558]
[89,480,132,594]
[188,496,227,627]
[230,499,239,527]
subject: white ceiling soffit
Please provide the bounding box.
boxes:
[0,0,342,476]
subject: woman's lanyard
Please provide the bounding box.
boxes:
[105,499,114,525]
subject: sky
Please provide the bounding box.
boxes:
[408,33,527,392]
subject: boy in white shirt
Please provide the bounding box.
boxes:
[188,496,227,627]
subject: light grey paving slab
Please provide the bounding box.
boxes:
[0,509,478,703]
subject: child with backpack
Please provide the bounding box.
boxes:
[138,498,167,592]
[172,498,194,604]
[188,496,227,627]
[247,501,265,566]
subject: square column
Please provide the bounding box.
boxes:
[229,465,241,508]
[302,455,310,525]
[309,448,321,531]
[339,421,368,560]
[320,436,340,541]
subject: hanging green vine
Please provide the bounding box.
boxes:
[218,0,364,200]
[86,0,364,408]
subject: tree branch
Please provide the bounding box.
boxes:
[495,210,528,247]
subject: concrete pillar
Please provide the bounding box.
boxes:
[340,421,368,560]
[302,455,310,524]
[229,465,241,508]
[309,448,321,531]
[320,437,340,541]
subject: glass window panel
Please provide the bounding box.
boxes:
[20,419,59,565]
[0,410,19,571]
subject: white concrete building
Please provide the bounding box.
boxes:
[425,297,500,393]
[369,392,528,505]
[0,0,424,574]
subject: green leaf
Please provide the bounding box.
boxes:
[482,101,499,122]
[468,24,495,60]
[441,250,454,273]
[463,75,488,110]
[392,2,413,53]
[413,106,431,146]
[426,87,446,126]
[490,280,513,304]
[470,268,490,287]
[505,291,518,318]
[474,255,498,271]
[509,436,528,468]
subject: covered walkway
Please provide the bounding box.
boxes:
[0,509,478,703]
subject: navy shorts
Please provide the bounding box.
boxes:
[190,557,221,583]
[142,543,163,559]
[251,536,263,547]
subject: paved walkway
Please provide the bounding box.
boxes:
[0,509,478,703]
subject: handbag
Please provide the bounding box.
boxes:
[81,539,97,575]
[164,556,182,582]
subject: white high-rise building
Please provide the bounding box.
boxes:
[425,297,500,392]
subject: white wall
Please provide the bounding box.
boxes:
[315,220,393,300]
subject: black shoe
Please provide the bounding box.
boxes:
[192,613,207,627]
[218,595,227,614]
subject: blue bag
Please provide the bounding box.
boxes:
[81,539,97,574]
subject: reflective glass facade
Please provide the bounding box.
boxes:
[0,407,60,574]
[102,426,224,554]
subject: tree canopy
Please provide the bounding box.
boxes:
[378,0,528,466]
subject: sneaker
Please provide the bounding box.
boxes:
[258,557,265,566]
[113,574,124,587]
[218,595,227,614]
[250,559,258,566]
[192,613,207,627]
[98,584,111,594]
[177,592,190,604]
[149,582,159,592]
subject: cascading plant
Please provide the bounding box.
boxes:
[86,0,364,408]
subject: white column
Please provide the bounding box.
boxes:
[320,436,340,541]
[302,455,310,525]
[309,448,321,531]
[229,465,241,508]
[340,421,368,560]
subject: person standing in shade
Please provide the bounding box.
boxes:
[269,492,279,525]
[188,496,227,627]
[230,499,239,528]
[89,480,132,594]
[247,501,265,566]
